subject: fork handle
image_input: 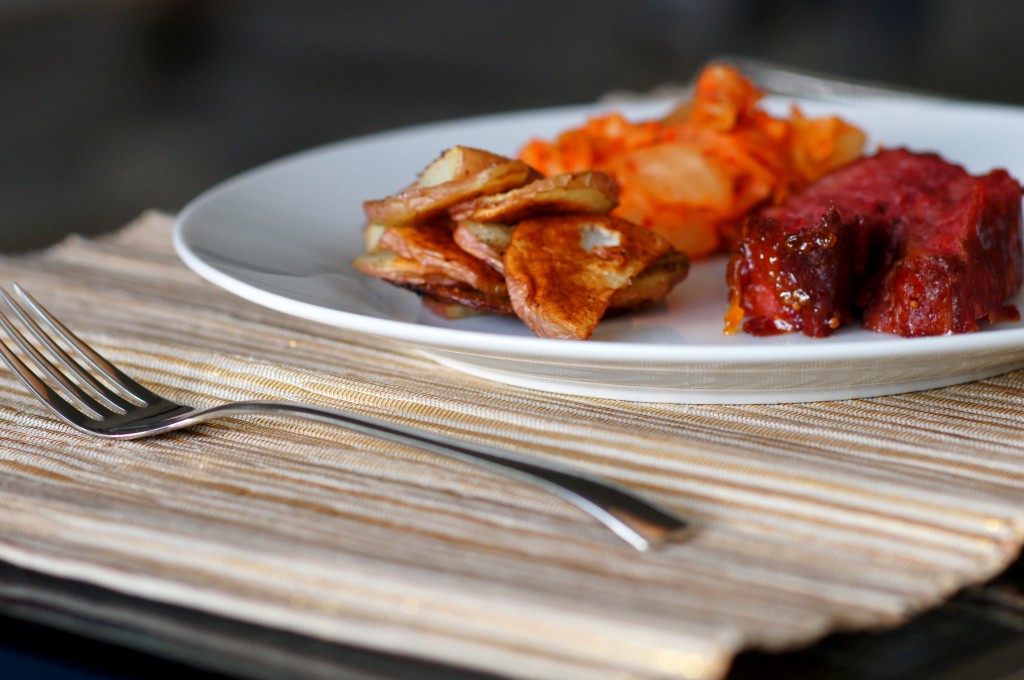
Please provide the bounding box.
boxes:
[154,400,690,551]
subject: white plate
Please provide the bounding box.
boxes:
[173,95,1024,404]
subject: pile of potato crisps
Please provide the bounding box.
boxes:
[354,146,688,340]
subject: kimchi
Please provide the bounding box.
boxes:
[519,64,866,259]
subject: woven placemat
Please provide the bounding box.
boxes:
[0,211,1022,679]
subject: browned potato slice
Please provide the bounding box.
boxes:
[351,250,461,287]
[352,251,513,316]
[451,221,688,308]
[413,146,517,188]
[362,222,387,251]
[448,171,619,223]
[377,223,507,296]
[503,214,678,340]
[607,250,690,313]
[452,220,512,273]
[414,282,514,316]
[363,156,537,226]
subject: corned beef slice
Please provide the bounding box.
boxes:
[727,148,1023,337]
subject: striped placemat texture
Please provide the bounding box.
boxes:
[0,212,1022,679]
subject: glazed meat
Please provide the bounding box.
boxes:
[727,148,1023,337]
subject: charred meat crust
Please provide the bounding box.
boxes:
[728,148,1023,337]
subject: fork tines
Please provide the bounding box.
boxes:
[0,285,148,421]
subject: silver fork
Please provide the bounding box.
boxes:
[0,284,689,551]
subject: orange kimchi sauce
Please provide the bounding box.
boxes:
[519,64,866,260]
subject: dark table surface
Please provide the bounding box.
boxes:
[3,554,1024,680]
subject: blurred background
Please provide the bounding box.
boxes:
[2,0,1023,252]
